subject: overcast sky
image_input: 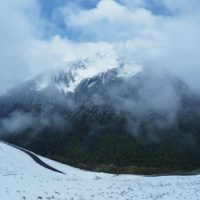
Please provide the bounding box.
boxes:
[0,0,200,93]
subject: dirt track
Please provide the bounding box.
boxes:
[0,140,65,174]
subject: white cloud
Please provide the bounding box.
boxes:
[0,0,200,94]
[0,0,116,92]
[64,0,163,42]
[158,15,200,91]
[28,36,116,74]
[0,0,39,92]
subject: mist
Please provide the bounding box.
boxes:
[0,111,67,135]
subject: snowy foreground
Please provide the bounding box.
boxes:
[0,142,200,200]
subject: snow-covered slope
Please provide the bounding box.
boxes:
[0,142,200,200]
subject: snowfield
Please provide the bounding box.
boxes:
[0,142,200,200]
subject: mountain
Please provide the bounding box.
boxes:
[0,55,200,174]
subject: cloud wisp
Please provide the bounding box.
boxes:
[0,111,67,135]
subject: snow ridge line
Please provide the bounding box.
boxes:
[0,140,65,174]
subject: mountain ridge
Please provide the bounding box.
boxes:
[0,58,200,173]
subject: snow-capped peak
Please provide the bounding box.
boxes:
[33,53,142,94]
[59,53,118,93]
[34,53,118,94]
[117,59,143,78]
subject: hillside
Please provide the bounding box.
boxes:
[0,62,200,173]
[0,141,200,200]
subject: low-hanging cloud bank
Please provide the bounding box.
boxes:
[0,0,200,94]
[0,111,67,135]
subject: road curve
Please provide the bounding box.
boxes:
[0,140,65,174]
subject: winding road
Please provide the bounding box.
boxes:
[0,140,65,174]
